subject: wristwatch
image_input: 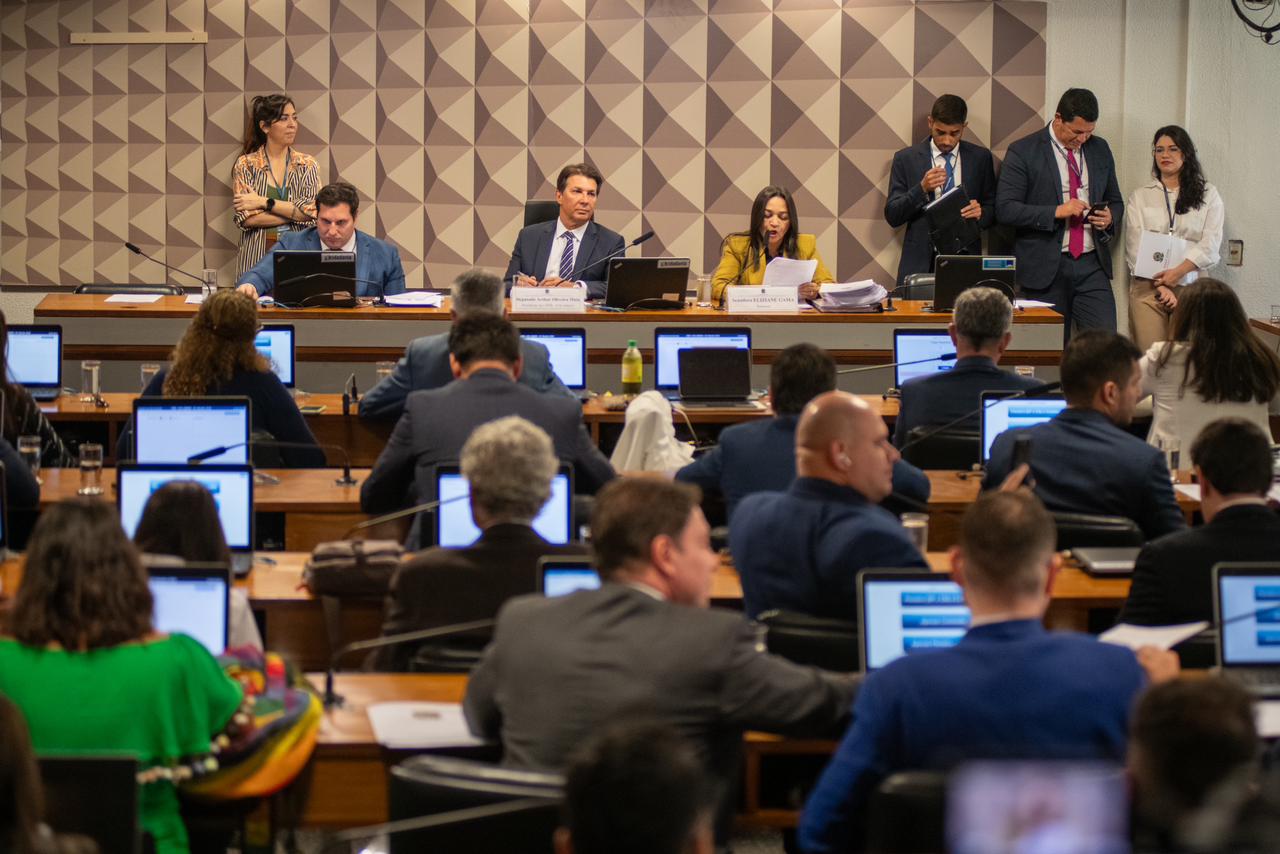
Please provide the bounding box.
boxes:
[265,197,276,213]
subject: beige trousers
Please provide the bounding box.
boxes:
[1128,277,1173,350]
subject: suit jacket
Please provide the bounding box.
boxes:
[237,227,406,298]
[358,333,571,420]
[728,478,929,620]
[676,414,931,520]
[710,233,835,303]
[503,219,626,300]
[892,356,1043,446]
[982,408,1185,540]
[372,523,589,671]
[1120,504,1280,626]
[995,127,1124,292]
[799,619,1145,854]
[360,369,615,548]
[884,139,998,286]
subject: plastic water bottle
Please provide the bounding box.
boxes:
[621,339,642,396]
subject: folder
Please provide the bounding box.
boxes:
[925,186,980,255]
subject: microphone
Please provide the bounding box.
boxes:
[564,230,655,283]
[323,618,495,707]
[837,352,957,376]
[187,439,358,486]
[123,241,206,287]
[323,799,557,851]
[897,380,1063,455]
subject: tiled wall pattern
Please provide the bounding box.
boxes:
[0,0,1046,289]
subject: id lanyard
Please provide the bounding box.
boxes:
[266,148,291,200]
[1161,184,1176,234]
[1050,137,1085,202]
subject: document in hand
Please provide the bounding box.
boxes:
[1134,231,1192,282]
[762,256,818,288]
[925,186,980,254]
[809,280,888,312]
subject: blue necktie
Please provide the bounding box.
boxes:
[942,152,955,194]
[558,232,576,281]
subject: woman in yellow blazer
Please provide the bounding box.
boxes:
[711,185,834,303]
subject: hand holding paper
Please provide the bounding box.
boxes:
[762,256,817,288]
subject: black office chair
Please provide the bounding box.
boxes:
[40,755,144,854]
[1052,512,1143,550]
[388,755,563,854]
[863,770,948,853]
[523,199,560,227]
[757,610,860,672]
[74,283,184,296]
[900,427,980,470]
[895,272,935,301]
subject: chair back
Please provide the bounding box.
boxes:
[864,770,947,853]
[898,273,935,300]
[74,284,184,296]
[900,427,980,470]
[757,610,859,672]
[523,200,560,227]
[39,755,141,854]
[1052,512,1143,550]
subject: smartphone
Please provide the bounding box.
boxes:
[1013,435,1035,487]
[298,404,326,414]
[1085,202,1107,219]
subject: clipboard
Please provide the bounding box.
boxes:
[925,186,981,255]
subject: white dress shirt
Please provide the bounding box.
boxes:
[1124,180,1224,284]
[1047,125,1094,254]
[543,219,589,282]
[930,139,962,201]
[1139,341,1276,451]
[324,232,357,254]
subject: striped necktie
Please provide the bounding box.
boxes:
[559,232,576,281]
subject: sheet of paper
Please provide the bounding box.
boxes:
[185,294,205,305]
[761,256,816,288]
[1014,299,1055,309]
[1176,484,1280,503]
[384,290,445,307]
[366,702,488,749]
[1255,701,1280,738]
[1134,230,1191,280]
[104,293,163,304]
[1099,621,1208,651]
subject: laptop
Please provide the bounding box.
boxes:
[118,464,255,576]
[39,756,141,854]
[255,324,295,388]
[272,249,357,306]
[933,255,1016,311]
[979,391,1068,463]
[146,561,231,655]
[434,463,574,547]
[858,570,971,672]
[653,327,752,398]
[6,323,63,400]
[892,329,957,389]
[133,397,251,464]
[603,257,690,310]
[537,557,601,597]
[676,348,757,409]
[521,328,587,398]
[1214,563,1280,696]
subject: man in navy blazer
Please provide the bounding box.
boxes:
[983,330,1185,540]
[996,88,1124,342]
[799,491,1177,854]
[884,95,997,287]
[359,269,570,420]
[237,181,406,299]
[893,286,1040,446]
[504,163,626,300]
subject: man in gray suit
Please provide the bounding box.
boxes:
[464,477,859,833]
[359,268,570,420]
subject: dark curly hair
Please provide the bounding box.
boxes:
[163,289,269,395]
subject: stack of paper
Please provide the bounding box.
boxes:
[384,290,445,307]
[813,280,887,309]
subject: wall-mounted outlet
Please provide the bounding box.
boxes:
[1227,239,1244,266]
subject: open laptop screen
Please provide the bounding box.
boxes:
[538,558,601,597]
[893,329,956,388]
[118,464,254,551]
[860,572,970,671]
[1218,568,1280,666]
[147,564,230,655]
[435,465,573,547]
[255,324,295,387]
[979,394,1068,463]
[133,398,251,465]
[521,328,586,390]
[6,325,62,389]
[653,327,751,389]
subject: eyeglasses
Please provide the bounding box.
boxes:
[1153,146,1181,155]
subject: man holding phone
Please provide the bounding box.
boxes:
[996,88,1124,343]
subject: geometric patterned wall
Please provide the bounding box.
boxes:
[0,0,1045,290]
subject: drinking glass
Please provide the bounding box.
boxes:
[1270,305,1280,325]
[1014,365,1035,379]
[375,361,395,383]
[80,359,101,402]
[900,512,929,553]
[140,362,161,391]
[1156,435,1181,481]
[17,435,41,484]
[77,443,104,495]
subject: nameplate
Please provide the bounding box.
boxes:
[726,287,798,313]
[510,286,587,314]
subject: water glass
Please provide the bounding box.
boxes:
[79,359,101,402]
[1156,435,1181,481]
[17,435,41,484]
[1271,305,1280,325]
[77,443,104,495]
[140,362,161,391]
[696,274,713,306]
[202,268,218,298]
[375,361,395,383]
[900,512,929,553]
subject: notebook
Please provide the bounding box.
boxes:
[6,324,63,400]
[1214,563,1280,697]
[892,329,956,388]
[146,562,231,655]
[653,327,752,394]
[537,557,601,597]
[434,463,573,548]
[255,324,295,388]
[979,392,1068,463]
[521,328,587,395]
[858,570,971,672]
[133,397,251,465]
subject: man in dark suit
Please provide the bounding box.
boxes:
[360,315,614,548]
[1122,418,1280,626]
[729,391,928,621]
[799,491,1178,854]
[464,478,858,835]
[983,330,1185,540]
[893,286,1041,446]
[996,88,1124,342]
[884,94,997,287]
[358,269,570,420]
[505,163,626,300]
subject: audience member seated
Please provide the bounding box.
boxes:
[0,308,74,468]
[1121,418,1280,626]
[123,289,325,467]
[464,478,858,837]
[729,391,927,621]
[891,286,1041,446]
[983,329,1185,540]
[1139,278,1280,453]
[373,416,588,670]
[360,269,570,420]
[555,722,715,854]
[676,343,930,520]
[362,315,614,549]
[0,499,244,854]
[798,491,1179,854]
[133,480,264,651]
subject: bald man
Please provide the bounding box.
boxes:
[728,391,928,621]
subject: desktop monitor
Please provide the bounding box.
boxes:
[858,570,971,672]
[434,463,574,548]
[521,328,587,391]
[146,562,231,655]
[537,557,601,597]
[117,464,254,555]
[652,327,752,390]
[132,397,251,465]
[979,392,1068,463]
[255,324,295,387]
[6,324,63,397]
[892,329,956,388]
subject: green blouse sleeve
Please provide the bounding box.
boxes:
[168,634,244,756]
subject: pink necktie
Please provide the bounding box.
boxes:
[1066,149,1084,259]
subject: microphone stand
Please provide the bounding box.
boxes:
[188,439,359,486]
[123,241,206,287]
[340,492,472,538]
[884,281,937,313]
[836,352,958,376]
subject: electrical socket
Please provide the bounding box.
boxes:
[1227,239,1244,266]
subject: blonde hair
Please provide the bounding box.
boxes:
[164,290,269,395]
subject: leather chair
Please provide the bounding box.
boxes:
[863,770,947,853]
[388,755,563,854]
[523,199,560,227]
[900,426,980,470]
[757,610,860,672]
[897,272,935,301]
[74,283,184,296]
[1052,512,1143,550]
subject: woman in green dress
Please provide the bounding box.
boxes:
[0,499,243,854]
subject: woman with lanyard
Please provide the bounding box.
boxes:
[231,93,320,276]
[1124,125,1225,350]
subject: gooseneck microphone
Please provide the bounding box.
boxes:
[897,380,1063,455]
[123,241,206,286]
[837,352,957,376]
[340,492,472,538]
[187,438,358,486]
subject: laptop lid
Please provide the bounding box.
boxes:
[933,255,1016,311]
[1214,563,1280,669]
[892,329,956,388]
[979,392,1068,463]
[677,348,751,401]
[653,327,752,390]
[255,324,296,388]
[272,249,357,304]
[603,257,690,310]
[858,570,970,672]
[434,463,574,547]
[133,397,251,464]
[537,557,601,597]
[521,328,587,391]
[6,324,63,394]
[117,464,255,554]
[146,561,231,655]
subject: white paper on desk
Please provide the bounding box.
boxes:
[384,290,445,307]
[762,256,816,288]
[1099,621,1208,651]
[1255,702,1280,738]
[1014,299,1055,309]
[819,280,887,307]
[185,294,205,304]
[105,293,162,304]
[1176,483,1280,503]
[1134,230,1191,281]
[367,702,487,749]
